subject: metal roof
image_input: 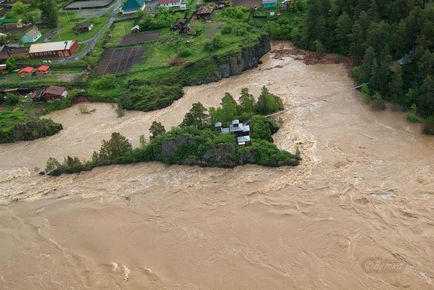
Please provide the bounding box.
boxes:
[29,41,75,54]
[44,86,66,95]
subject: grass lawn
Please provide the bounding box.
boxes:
[0,73,63,88]
[51,13,110,42]
[127,10,262,75]
[107,20,135,47]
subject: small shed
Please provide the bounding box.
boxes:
[215,120,251,146]
[262,0,277,8]
[19,66,34,77]
[0,64,7,73]
[131,25,140,33]
[158,0,182,7]
[36,65,50,74]
[73,23,94,33]
[42,86,68,101]
[21,27,41,43]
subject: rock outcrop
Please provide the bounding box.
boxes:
[180,34,271,85]
[0,119,63,144]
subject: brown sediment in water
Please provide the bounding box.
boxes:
[0,42,433,289]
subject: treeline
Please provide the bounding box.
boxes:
[299,0,434,124]
[45,88,300,175]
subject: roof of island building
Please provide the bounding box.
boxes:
[215,120,251,146]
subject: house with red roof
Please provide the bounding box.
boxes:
[18,66,34,77]
[36,65,50,75]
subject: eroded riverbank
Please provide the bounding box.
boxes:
[0,42,433,289]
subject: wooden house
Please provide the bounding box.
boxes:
[0,44,29,60]
[41,86,68,101]
[29,40,79,58]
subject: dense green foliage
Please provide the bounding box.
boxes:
[0,110,62,143]
[254,0,307,41]
[140,8,182,30]
[45,88,300,175]
[300,0,434,125]
[7,0,58,27]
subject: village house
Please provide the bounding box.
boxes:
[262,0,277,8]
[0,18,23,30]
[0,44,29,60]
[158,0,182,8]
[120,0,146,14]
[29,40,79,58]
[73,23,94,34]
[21,26,41,43]
[18,66,34,77]
[215,120,251,146]
[36,65,50,75]
[34,86,68,102]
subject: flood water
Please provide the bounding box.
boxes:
[0,42,433,289]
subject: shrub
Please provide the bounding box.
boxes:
[179,48,192,57]
[5,93,19,106]
[405,113,423,123]
[205,36,224,51]
[250,115,273,141]
[221,25,232,34]
[422,116,434,135]
[6,57,16,72]
[359,83,372,103]
[371,94,386,111]
[44,97,72,113]
[91,74,117,90]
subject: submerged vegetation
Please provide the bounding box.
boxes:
[45,88,300,175]
[299,0,434,134]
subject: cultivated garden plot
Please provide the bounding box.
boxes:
[64,0,114,9]
[96,47,146,75]
[119,31,161,46]
[232,0,262,8]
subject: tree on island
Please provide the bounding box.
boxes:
[149,121,166,140]
[181,102,209,129]
[255,86,284,115]
[239,88,255,113]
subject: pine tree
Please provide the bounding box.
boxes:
[389,65,404,103]
[336,12,352,54]
[349,21,365,63]
[361,46,376,83]
[149,122,166,140]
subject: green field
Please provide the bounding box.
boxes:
[52,13,110,42]
[107,20,135,47]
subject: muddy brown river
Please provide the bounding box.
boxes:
[0,43,433,289]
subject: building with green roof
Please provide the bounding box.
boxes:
[120,0,146,14]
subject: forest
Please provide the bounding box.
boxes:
[299,0,433,124]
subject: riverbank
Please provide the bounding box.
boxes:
[0,42,433,289]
